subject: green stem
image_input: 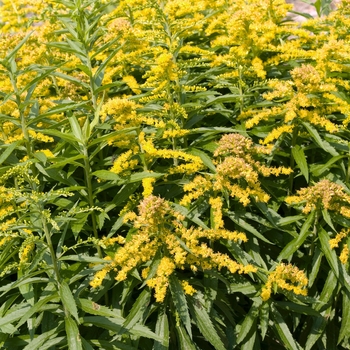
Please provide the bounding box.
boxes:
[83,151,102,258]
[10,73,32,156]
[347,143,350,185]
[42,214,61,283]
[310,210,319,257]
[288,127,298,195]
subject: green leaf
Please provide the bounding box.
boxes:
[271,303,303,350]
[302,122,338,156]
[122,289,151,334]
[22,323,64,350]
[237,300,261,345]
[229,282,258,294]
[42,129,80,145]
[188,293,226,350]
[153,308,169,350]
[88,127,137,146]
[169,274,192,338]
[205,94,250,107]
[58,255,106,263]
[305,271,338,350]
[308,246,323,288]
[81,316,160,340]
[310,155,346,177]
[60,280,80,323]
[291,144,309,182]
[89,339,138,350]
[68,115,84,144]
[319,226,339,278]
[40,101,89,118]
[78,299,153,337]
[338,289,350,345]
[48,155,85,169]
[0,304,31,328]
[227,211,273,244]
[16,294,58,330]
[92,170,122,181]
[2,31,33,68]
[176,325,197,350]
[127,171,164,184]
[259,302,269,340]
[65,316,83,350]
[274,301,321,317]
[321,208,336,232]
[0,141,21,165]
[51,71,90,89]
[188,148,216,172]
[277,211,315,261]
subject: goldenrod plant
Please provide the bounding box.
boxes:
[1,0,350,349]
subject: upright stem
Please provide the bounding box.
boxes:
[42,214,61,282]
[310,210,318,257]
[83,150,102,258]
[288,127,298,195]
[346,142,350,185]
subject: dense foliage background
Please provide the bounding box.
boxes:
[1,0,350,349]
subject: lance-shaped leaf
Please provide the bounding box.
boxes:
[188,293,226,350]
[291,144,309,182]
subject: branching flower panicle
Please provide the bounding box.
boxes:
[182,133,291,208]
[90,195,255,302]
[286,179,350,217]
[261,263,308,301]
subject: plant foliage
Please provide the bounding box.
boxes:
[0,0,350,349]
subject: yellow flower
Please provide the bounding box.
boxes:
[90,264,113,289]
[209,197,224,229]
[261,263,308,301]
[123,75,141,94]
[146,256,175,302]
[142,177,156,197]
[286,179,350,215]
[181,280,196,296]
[340,245,349,264]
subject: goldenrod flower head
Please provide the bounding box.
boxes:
[181,280,196,296]
[147,256,176,302]
[90,263,113,289]
[28,130,54,143]
[91,195,255,302]
[291,64,322,92]
[329,228,350,264]
[261,263,308,301]
[183,133,290,206]
[142,177,156,198]
[340,245,349,264]
[209,196,224,229]
[19,239,35,264]
[285,179,350,215]
[110,150,139,175]
[123,75,141,94]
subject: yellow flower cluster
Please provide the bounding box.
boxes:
[240,63,340,145]
[329,228,350,264]
[138,132,204,175]
[101,98,141,148]
[19,239,35,264]
[110,150,139,175]
[285,179,350,216]
[90,195,255,302]
[182,133,291,208]
[261,263,308,301]
[142,177,156,197]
